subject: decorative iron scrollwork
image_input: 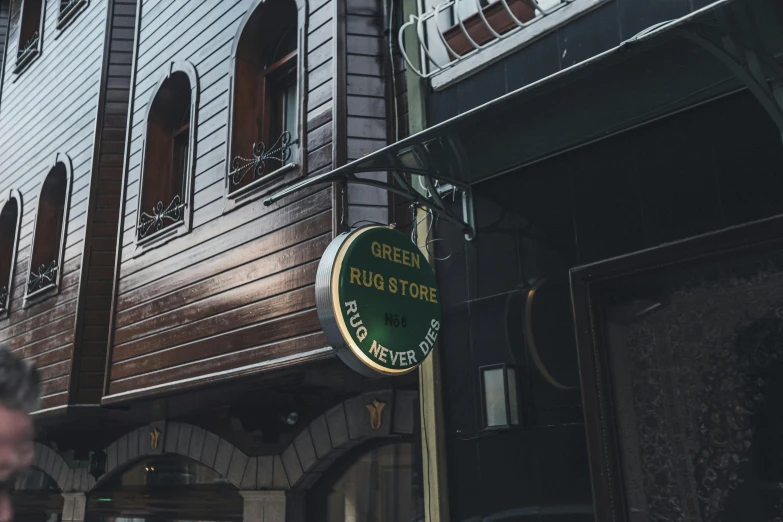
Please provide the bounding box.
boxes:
[27,260,58,294]
[17,32,39,61]
[229,132,296,187]
[0,285,8,311]
[137,195,186,239]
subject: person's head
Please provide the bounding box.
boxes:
[0,346,39,522]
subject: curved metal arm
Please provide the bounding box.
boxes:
[398,0,565,79]
[524,281,578,391]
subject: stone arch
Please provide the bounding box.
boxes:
[277,389,418,491]
[20,442,79,492]
[86,390,418,493]
[91,420,251,491]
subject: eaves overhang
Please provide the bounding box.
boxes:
[266,0,783,238]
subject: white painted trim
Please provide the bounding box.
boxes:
[240,490,287,500]
[430,0,611,91]
[31,404,68,416]
[31,404,100,416]
[101,347,334,401]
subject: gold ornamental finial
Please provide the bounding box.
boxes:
[366,399,386,430]
[150,427,161,450]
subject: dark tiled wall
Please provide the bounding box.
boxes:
[428,0,712,124]
[436,91,783,520]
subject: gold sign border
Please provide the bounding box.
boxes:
[330,226,419,376]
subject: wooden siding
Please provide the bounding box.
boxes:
[0,0,10,111]
[0,0,108,411]
[70,0,137,405]
[107,0,336,399]
[342,0,398,227]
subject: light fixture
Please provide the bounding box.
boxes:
[282,411,299,426]
[89,450,107,481]
[479,363,520,430]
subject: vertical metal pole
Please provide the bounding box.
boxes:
[417,209,450,522]
[402,0,450,517]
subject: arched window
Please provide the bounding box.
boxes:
[27,158,70,299]
[137,63,198,244]
[13,468,63,521]
[15,0,44,72]
[0,190,21,314]
[228,0,299,197]
[89,455,242,518]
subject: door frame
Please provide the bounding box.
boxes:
[569,212,783,522]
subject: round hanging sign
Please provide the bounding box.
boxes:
[316,226,441,378]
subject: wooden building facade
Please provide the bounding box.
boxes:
[0,0,133,413]
[3,0,427,520]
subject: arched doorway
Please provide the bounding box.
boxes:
[86,454,243,521]
[307,441,425,522]
[14,468,63,522]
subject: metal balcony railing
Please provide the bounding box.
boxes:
[399,0,571,79]
[229,131,297,188]
[17,32,39,63]
[27,260,58,295]
[137,195,186,240]
[58,0,88,26]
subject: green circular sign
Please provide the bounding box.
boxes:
[316,226,441,377]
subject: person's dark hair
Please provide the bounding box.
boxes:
[0,345,40,413]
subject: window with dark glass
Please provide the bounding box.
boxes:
[27,163,68,299]
[57,0,89,29]
[13,468,63,521]
[229,0,299,195]
[16,0,43,70]
[0,193,20,314]
[137,71,193,242]
[87,455,242,518]
[309,442,425,522]
[0,0,12,90]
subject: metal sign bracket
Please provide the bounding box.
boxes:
[265,136,476,240]
[678,2,783,135]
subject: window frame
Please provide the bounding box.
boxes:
[56,0,89,32]
[14,0,45,74]
[224,0,305,213]
[0,189,22,317]
[133,60,199,257]
[25,153,72,305]
[0,0,13,111]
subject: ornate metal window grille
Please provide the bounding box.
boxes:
[17,32,39,62]
[229,132,297,188]
[58,0,87,24]
[0,285,8,312]
[27,260,58,294]
[137,195,186,240]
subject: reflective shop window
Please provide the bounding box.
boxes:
[324,443,425,522]
[87,455,242,522]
